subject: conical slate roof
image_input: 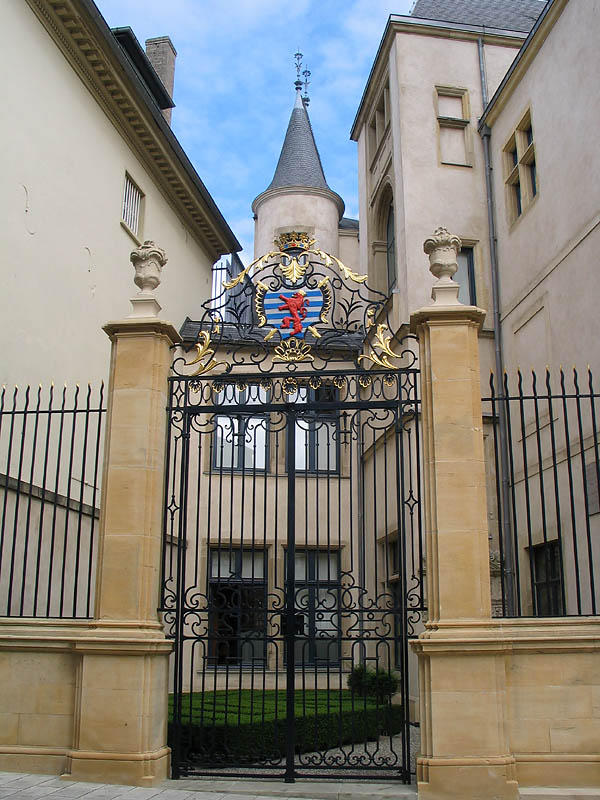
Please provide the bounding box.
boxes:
[266,90,331,192]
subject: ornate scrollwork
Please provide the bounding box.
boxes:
[185,330,227,376]
[358,324,404,369]
[175,233,418,380]
[273,338,314,363]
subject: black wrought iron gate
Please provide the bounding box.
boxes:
[161,367,424,782]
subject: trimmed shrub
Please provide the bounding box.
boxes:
[347,665,399,701]
[170,705,404,764]
[168,689,403,764]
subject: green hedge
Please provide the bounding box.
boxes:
[169,691,403,762]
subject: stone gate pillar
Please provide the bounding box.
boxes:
[410,229,518,800]
[65,242,181,785]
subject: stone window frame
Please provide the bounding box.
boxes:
[455,240,477,306]
[503,108,538,226]
[435,85,472,167]
[368,81,391,167]
[121,172,145,244]
[370,180,396,296]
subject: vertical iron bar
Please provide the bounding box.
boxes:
[285,408,296,783]
[515,370,533,615]
[489,375,507,614]
[545,370,566,614]
[172,384,191,779]
[87,382,104,617]
[560,369,581,614]
[47,386,67,616]
[20,385,42,615]
[34,385,54,616]
[574,368,596,613]
[588,368,599,614]
[72,385,92,616]
[59,385,79,616]
[8,386,30,614]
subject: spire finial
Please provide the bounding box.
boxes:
[294,50,303,94]
[302,67,311,107]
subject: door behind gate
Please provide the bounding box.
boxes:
[161,367,424,782]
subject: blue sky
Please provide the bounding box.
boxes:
[95,0,414,261]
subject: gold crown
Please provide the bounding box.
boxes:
[275,231,315,252]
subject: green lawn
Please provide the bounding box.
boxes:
[169,689,403,759]
[169,689,383,726]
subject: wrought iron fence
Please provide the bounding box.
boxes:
[0,384,106,618]
[483,368,600,617]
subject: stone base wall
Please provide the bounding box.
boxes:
[504,618,600,787]
[0,619,171,785]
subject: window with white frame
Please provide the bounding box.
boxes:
[213,384,269,471]
[121,173,144,238]
[503,110,537,224]
[435,86,471,166]
[290,385,339,474]
[287,549,340,666]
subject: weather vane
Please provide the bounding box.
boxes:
[293,50,311,106]
[302,67,311,107]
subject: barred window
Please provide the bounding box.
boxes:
[121,174,143,237]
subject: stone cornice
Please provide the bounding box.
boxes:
[103,317,182,344]
[25,0,240,261]
[411,616,600,655]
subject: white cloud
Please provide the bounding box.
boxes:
[95,0,413,262]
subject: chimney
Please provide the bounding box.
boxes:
[145,36,177,125]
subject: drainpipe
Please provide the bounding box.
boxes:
[478,37,516,616]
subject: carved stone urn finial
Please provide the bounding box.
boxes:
[423,227,462,305]
[128,240,168,318]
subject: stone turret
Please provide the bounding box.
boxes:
[252,85,344,258]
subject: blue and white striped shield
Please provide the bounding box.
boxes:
[264,289,323,339]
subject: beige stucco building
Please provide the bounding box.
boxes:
[1,0,239,390]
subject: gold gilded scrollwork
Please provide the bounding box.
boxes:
[255,280,268,326]
[318,277,332,324]
[185,330,228,376]
[222,251,278,290]
[358,324,403,370]
[280,256,308,284]
[264,327,277,342]
[358,374,372,388]
[307,325,321,339]
[282,376,298,396]
[273,338,314,363]
[366,307,376,330]
[308,249,368,284]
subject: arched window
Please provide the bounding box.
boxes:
[386,204,396,292]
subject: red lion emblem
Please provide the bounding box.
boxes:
[278,292,309,336]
